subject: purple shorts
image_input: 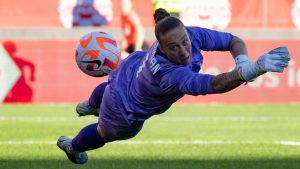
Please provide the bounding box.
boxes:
[98,84,144,141]
[98,116,144,141]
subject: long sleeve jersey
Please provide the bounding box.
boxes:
[102,26,233,122]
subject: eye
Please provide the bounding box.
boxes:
[182,39,188,46]
[169,45,178,50]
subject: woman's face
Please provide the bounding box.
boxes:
[158,26,192,66]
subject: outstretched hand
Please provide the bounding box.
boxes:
[256,47,290,73]
[240,46,290,82]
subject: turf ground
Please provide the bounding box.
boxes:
[0,104,300,169]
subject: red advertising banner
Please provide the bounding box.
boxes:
[0,0,299,29]
[181,40,300,103]
[1,40,299,103]
[229,0,296,29]
[0,0,154,28]
[1,40,107,103]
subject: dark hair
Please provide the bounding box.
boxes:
[153,8,184,42]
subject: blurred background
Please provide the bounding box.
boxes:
[0,0,299,104]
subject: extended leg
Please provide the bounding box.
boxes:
[57,123,107,164]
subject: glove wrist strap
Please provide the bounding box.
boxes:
[235,54,249,65]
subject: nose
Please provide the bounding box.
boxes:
[179,45,189,58]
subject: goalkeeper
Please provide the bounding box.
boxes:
[57,8,290,164]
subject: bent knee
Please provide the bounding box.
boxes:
[97,122,143,142]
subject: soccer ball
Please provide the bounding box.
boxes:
[75,31,121,77]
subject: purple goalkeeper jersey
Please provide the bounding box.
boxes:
[102,26,233,122]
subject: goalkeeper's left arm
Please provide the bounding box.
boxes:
[239,46,290,82]
[211,46,290,93]
[230,36,250,69]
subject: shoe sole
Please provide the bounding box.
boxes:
[76,109,99,117]
[56,137,87,164]
[76,109,85,117]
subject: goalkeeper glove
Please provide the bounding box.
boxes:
[233,54,250,71]
[239,46,290,82]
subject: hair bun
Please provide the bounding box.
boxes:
[153,8,170,24]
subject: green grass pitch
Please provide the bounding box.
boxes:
[0,104,300,169]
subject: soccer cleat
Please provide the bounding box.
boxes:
[57,136,88,164]
[76,101,99,117]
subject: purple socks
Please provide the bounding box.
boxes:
[72,82,108,152]
[88,82,108,108]
[72,123,106,152]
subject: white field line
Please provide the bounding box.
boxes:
[0,140,299,146]
[1,116,300,122]
[0,116,95,122]
[157,117,300,121]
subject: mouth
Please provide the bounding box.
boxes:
[182,56,190,62]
